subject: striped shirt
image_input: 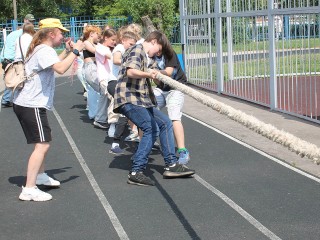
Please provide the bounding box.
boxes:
[113,44,156,113]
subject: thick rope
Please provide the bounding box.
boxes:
[153,71,320,164]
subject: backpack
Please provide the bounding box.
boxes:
[3,39,44,92]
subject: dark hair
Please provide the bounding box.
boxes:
[102,29,117,38]
[145,31,174,60]
[23,23,35,36]
[159,33,174,60]
[145,31,166,46]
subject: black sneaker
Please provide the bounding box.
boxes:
[127,172,155,186]
[163,163,195,178]
[1,102,12,108]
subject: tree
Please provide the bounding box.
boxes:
[106,0,178,38]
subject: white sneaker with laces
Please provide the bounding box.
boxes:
[19,186,52,201]
[36,173,60,187]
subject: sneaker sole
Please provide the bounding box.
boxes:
[36,183,60,188]
[124,137,140,142]
[163,171,195,178]
[127,179,154,186]
[19,194,52,201]
[109,150,124,155]
[93,123,108,129]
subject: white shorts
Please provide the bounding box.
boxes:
[154,88,184,121]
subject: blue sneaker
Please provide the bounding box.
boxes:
[109,145,124,155]
[178,149,190,164]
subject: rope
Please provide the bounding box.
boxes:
[153,70,320,164]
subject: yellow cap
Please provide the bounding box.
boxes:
[39,18,69,32]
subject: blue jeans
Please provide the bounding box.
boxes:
[119,103,177,172]
[1,88,13,104]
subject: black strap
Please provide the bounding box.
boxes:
[18,36,24,61]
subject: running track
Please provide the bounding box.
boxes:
[1,76,320,240]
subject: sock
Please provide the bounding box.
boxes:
[178,148,187,153]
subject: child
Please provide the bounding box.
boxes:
[82,25,106,127]
[94,29,118,136]
[14,23,35,61]
[13,18,84,201]
[113,31,195,186]
[153,36,190,164]
[109,31,138,154]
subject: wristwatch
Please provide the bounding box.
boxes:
[72,49,80,56]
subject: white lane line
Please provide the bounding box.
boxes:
[52,108,129,240]
[194,174,282,240]
[183,113,320,184]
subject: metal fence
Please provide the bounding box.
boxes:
[0,16,132,50]
[179,0,320,123]
[0,15,182,50]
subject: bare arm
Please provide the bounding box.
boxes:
[83,40,96,53]
[53,40,84,75]
[154,67,174,86]
[113,51,122,65]
[160,66,174,77]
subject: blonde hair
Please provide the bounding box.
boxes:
[122,31,138,42]
[116,26,128,43]
[83,25,102,41]
[26,28,56,57]
[126,23,143,39]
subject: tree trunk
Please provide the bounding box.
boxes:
[155,4,163,31]
[141,15,157,34]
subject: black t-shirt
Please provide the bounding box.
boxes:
[157,52,187,91]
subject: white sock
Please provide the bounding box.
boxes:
[112,143,119,148]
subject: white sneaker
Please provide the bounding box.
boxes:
[19,186,52,201]
[124,131,140,142]
[108,123,116,138]
[36,173,60,187]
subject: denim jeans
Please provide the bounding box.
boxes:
[119,103,177,172]
[1,88,13,104]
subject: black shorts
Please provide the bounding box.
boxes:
[13,104,52,144]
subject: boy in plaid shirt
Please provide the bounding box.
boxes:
[114,31,195,186]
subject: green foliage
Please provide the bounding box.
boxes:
[1,0,178,39]
[99,0,177,38]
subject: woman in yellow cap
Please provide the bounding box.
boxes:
[13,18,85,201]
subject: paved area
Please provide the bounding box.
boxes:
[1,71,320,240]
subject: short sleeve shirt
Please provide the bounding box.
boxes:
[113,44,156,113]
[112,44,125,77]
[154,52,187,91]
[95,43,117,83]
[13,44,60,110]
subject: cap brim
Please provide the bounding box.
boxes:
[59,27,69,32]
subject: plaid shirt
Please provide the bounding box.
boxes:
[113,44,156,113]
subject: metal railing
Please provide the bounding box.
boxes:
[0,15,182,50]
[0,16,131,50]
[179,0,320,123]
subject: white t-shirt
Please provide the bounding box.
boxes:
[111,44,125,78]
[14,33,33,61]
[95,43,117,83]
[13,44,60,110]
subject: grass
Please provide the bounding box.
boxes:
[184,38,320,54]
[187,53,320,81]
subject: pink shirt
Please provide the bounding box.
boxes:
[95,43,117,83]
